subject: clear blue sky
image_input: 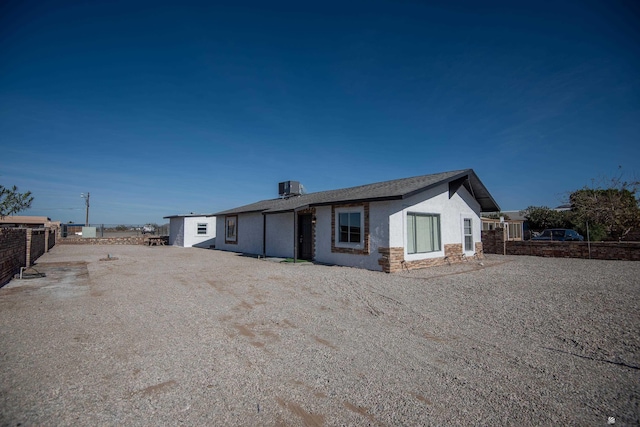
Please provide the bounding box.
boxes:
[1,0,638,225]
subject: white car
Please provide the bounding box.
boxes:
[141,225,155,234]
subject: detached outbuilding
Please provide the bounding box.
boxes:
[213,169,500,272]
[164,214,216,248]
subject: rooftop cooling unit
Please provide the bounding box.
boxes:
[279,181,302,198]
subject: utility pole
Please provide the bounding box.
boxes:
[81,192,90,226]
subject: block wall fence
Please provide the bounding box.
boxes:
[482,228,640,261]
[0,228,57,287]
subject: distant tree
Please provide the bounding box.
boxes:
[521,206,569,231]
[569,173,640,241]
[115,225,128,231]
[0,185,33,218]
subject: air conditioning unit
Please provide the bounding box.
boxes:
[279,181,302,198]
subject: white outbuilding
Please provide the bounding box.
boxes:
[164,214,216,248]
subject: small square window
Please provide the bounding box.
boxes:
[197,223,207,235]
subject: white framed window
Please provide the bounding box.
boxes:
[407,213,441,254]
[225,215,237,243]
[463,218,473,252]
[197,223,208,235]
[334,207,364,247]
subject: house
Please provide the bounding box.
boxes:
[163,214,216,248]
[214,169,500,272]
[481,215,525,241]
[0,216,61,234]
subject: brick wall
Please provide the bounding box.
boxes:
[29,229,46,266]
[482,227,640,261]
[59,236,148,245]
[481,228,505,254]
[48,229,56,250]
[1,227,57,286]
[0,228,27,286]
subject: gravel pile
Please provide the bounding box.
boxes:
[1,245,638,426]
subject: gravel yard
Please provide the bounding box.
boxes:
[0,245,638,426]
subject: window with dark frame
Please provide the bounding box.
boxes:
[225,215,237,242]
[407,213,441,254]
[338,212,361,243]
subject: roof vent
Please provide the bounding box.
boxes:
[279,181,304,198]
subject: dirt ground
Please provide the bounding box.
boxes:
[0,245,638,426]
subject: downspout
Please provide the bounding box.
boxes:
[293,210,298,263]
[262,213,267,258]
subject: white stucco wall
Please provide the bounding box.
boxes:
[313,183,481,270]
[184,216,216,248]
[313,202,392,271]
[215,212,264,255]
[265,212,294,258]
[169,216,216,248]
[389,183,481,261]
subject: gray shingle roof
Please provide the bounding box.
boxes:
[213,169,500,216]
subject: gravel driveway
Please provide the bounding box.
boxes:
[1,245,638,426]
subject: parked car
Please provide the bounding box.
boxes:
[531,229,584,241]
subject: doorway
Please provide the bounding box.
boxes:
[297,213,313,260]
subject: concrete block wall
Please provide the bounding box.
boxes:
[482,227,640,261]
[0,228,27,286]
[28,229,46,267]
[48,229,56,250]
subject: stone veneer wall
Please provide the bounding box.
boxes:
[59,236,148,245]
[378,242,484,273]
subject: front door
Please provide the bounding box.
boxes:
[297,213,313,260]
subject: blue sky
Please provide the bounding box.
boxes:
[1,0,638,225]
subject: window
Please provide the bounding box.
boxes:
[339,212,361,243]
[225,215,237,243]
[197,223,207,235]
[507,223,522,240]
[332,204,369,254]
[464,218,473,251]
[407,213,440,254]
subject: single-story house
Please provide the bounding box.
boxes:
[213,169,500,272]
[0,215,61,230]
[164,214,216,248]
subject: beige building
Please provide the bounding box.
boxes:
[0,215,61,232]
